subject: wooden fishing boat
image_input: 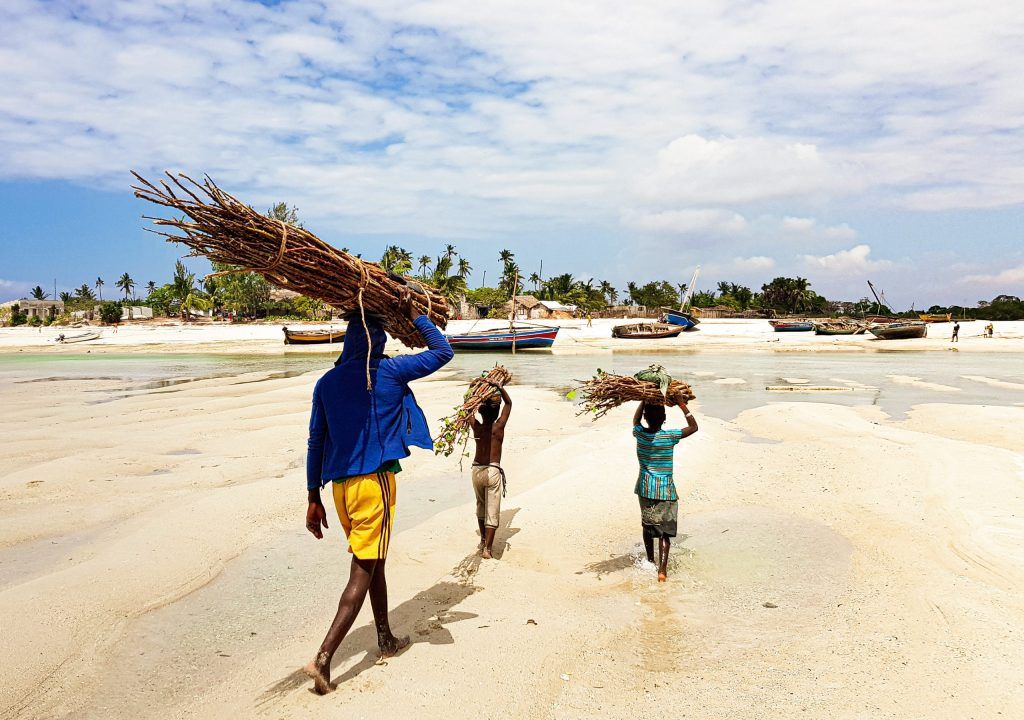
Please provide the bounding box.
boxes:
[661,308,700,329]
[56,330,101,343]
[813,322,867,335]
[769,320,814,332]
[919,313,952,323]
[282,327,346,345]
[612,322,687,339]
[864,315,898,324]
[446,326,559,350]
[869,321,927,340]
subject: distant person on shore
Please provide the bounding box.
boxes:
[586,312,593,327]
[986,322,994,338]
[471,382,512,559]
[632,395,698,582]
[951,321,960,342]
[302,292,453,695]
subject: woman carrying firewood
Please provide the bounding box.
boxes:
[631,393,698,582]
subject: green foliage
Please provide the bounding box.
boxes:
[8,303,27,326]
[75,284,96,301]
[267,202,300,226]
[380,245,413,275]
[30,285,48,300]
[759,277,821,314]
[294,295,328,319]
[207,262,267,317]
[465,286,508,308]
[99,301,123,324]
[116,272,135,300]
[627,280,678,308]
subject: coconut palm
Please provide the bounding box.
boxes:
[444,244,458,262]
[457,257,472,279]
[529,272,542,291]
[59,291,73,305]
[171,261,212,321]
[76,284,96,301]
[95,277,104,301]
[116,272,135,301]
[498,249,515,265]
[30,286,48,300]
[418,255,432,277]
[599,280,616,304]
[146,281,157,297]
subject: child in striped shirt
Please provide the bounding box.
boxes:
[632,394,699,581]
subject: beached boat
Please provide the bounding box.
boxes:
[869,321,927,340]
[769,320,814,332]
[446,326,559,350]
[56,330,101,343]
[919,313,952,323]
[813,322,867,335]
[282,327,346,345]
[863,315,899,324]
[661,308,700,329]
[612,322,687,339]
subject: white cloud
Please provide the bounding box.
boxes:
[961,265,1024,286]
[734,256,776,271]
[781,217,858,241]
[621,208,747,236]
[801,245,894,274]
[0,279,33,301]
[638,135,862,205]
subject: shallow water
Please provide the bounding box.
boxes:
[2,350,1022,420]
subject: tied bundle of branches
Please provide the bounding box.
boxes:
[434,365,512,457]
[574,369,695,419]
[131,171,449,348]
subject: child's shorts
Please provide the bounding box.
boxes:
[639,496,678,537]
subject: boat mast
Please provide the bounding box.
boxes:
[867,280,884,315]
[510,270,519,355]
[680,266,701,310]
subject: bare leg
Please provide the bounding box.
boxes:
[477,517,486,549]
[482,527,497,559]
[658,536,671,581]
[369,559,409,657]
[303,557,376,694]
[642,527,655,564]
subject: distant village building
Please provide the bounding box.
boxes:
[121,306,154,320]
[507,295,577,320]
[0,299,64,321]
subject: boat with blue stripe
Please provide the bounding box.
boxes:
[661,308,700,329]
[445,326,559,350]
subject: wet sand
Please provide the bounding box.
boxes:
[1,354,1024,719]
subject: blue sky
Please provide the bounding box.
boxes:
[2,0,1023,306]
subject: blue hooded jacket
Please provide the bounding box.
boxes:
[306,314,454,490]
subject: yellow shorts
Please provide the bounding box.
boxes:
[332,471,396,560]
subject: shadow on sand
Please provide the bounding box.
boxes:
[256,507,521,705]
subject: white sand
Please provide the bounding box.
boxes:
[2,359,1024,718]
[3,317,1023,354]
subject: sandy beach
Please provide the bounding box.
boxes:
[2,336,1023,720]
[2,317,1022,356]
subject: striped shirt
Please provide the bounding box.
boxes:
[633,424,684,501]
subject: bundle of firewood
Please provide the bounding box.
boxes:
[575,370,695,419]
[131,171,449,348]
[434,365,512,457]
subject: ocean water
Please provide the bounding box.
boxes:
[2,350,1022,420]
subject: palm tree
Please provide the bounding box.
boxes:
[59,291,73,305]
[145,281,157,297]
[171,260,211,320]
[95,277,104,301]
[529,272,542,291]
[599,280,616,304]
[457,257,472,279]
[76,284,96,301]
[498,249,515,265]
[418,255,432,277]
[444,244,458,262]
[30,286,48,300]
[116,272,135,301]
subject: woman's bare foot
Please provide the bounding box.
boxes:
[378,634,411,659]
[302,652,333,694]
[658,572,667,582]
[481,547,493,559]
